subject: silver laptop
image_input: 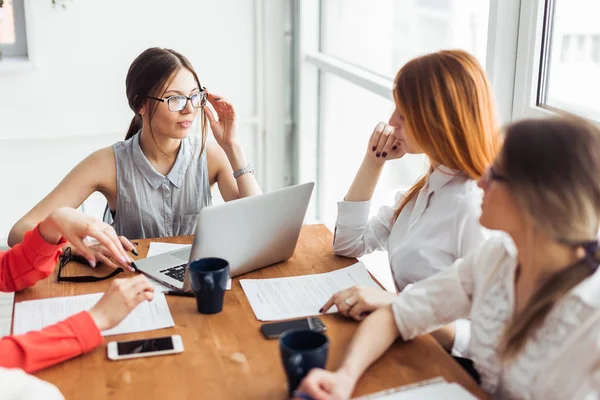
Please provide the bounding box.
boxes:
[134,182,315,291]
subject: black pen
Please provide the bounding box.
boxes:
[166,290,195,297]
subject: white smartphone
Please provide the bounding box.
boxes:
[107,335,184,361]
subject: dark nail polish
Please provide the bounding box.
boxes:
[133,242,139,247]
[376,152,381,158]
[372,146,376,151]
[382,152,387,158]
[131,248,139,256]
[392,146,398,151]
[318,308,323,313]
[131,261,139,272]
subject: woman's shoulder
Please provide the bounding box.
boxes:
[473,234,515,267]
[76,146,115,168]
[111,135,136,154]
[441,180,483,218]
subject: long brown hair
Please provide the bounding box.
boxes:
[124,47,207,154]
[498,116,600,359]
[393,50,499,221]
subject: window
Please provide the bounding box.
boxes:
[298,0,491,228]
[0,0,28,59]
[320,0,489,80]
[537,0,600,120]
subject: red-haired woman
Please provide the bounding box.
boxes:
[321,50,500,358]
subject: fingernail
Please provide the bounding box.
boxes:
[87,259,96,268]
[132,248,139,256]
[376,152,381,158]
[132,241,139,246]
[372,146,376,151]
[392,145,398,151]
[318,308,323,313]
[382,152,387,158]
[131,261,139,272]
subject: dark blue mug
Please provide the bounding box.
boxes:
[279,329,329,396]
[188,257,229,314]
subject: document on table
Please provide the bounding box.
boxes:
[0,292,14,336]
[146,242,232,290]
[354,378,477,399]
[13,292,174,336]
[240,262,379,321]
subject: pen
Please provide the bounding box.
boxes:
[166,291,195,297]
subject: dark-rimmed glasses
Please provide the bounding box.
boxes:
[147,88,207,112]
[57,247,124,283]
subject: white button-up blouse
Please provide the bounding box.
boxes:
[333,165,490,356]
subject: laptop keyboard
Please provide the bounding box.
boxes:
[160,263,187,282]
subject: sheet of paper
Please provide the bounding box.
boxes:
[0,292,14,336]
[146,242,232,290]
[146,242,192,258]
[354,379,476,399]
[13,292,174,336]
[240,262,379,321]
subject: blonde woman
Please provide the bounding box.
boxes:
[299,116,600,399]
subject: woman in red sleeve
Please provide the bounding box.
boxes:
[0,207,155,373]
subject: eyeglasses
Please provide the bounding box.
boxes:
[147,88,207,112]
[481,166,508,187]
[57,247,124,283]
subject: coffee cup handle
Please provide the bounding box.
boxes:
[288,354,304,377]
[203,274,214,290]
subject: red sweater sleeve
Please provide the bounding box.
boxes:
[0,226,66,292]
[0,311,103,373]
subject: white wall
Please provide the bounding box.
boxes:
[0,0,290,240]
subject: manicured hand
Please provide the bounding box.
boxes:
[320,286,397,321]
[293,368,356,400]
[366,122,405,165]
[38,207,135,271]
[88,275,155,331]
[203,92,239,150]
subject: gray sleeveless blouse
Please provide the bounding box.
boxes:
[104,132,212,239]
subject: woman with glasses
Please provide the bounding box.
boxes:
[8,48,262,268]
[1,207,155,373]
[320,50,499,358]
[298,116,600,400]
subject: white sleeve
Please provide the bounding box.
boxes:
[332,193,400,258]
[391,246,477,341]
[0,367,64,400]
[449,195,486,357]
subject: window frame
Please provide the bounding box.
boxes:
[294,0,519,223]
[0,0,28,58]
[510,0,600,122]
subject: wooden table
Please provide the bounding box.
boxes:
[16,225,487,399]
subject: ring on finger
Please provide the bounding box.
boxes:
[345,298,355,307]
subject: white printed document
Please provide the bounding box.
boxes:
[146,242,232,291]
[354,378,476,399]
[13,292,175,336]
[240,262,379,321]
[0,292,14,337]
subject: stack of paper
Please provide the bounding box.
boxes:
[354,378,477,399]
[240,262,380,321]
[13,292,174,336]
[0,292,14,337]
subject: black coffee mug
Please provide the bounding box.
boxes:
[279,328,329,396]
[188,257,229,314]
